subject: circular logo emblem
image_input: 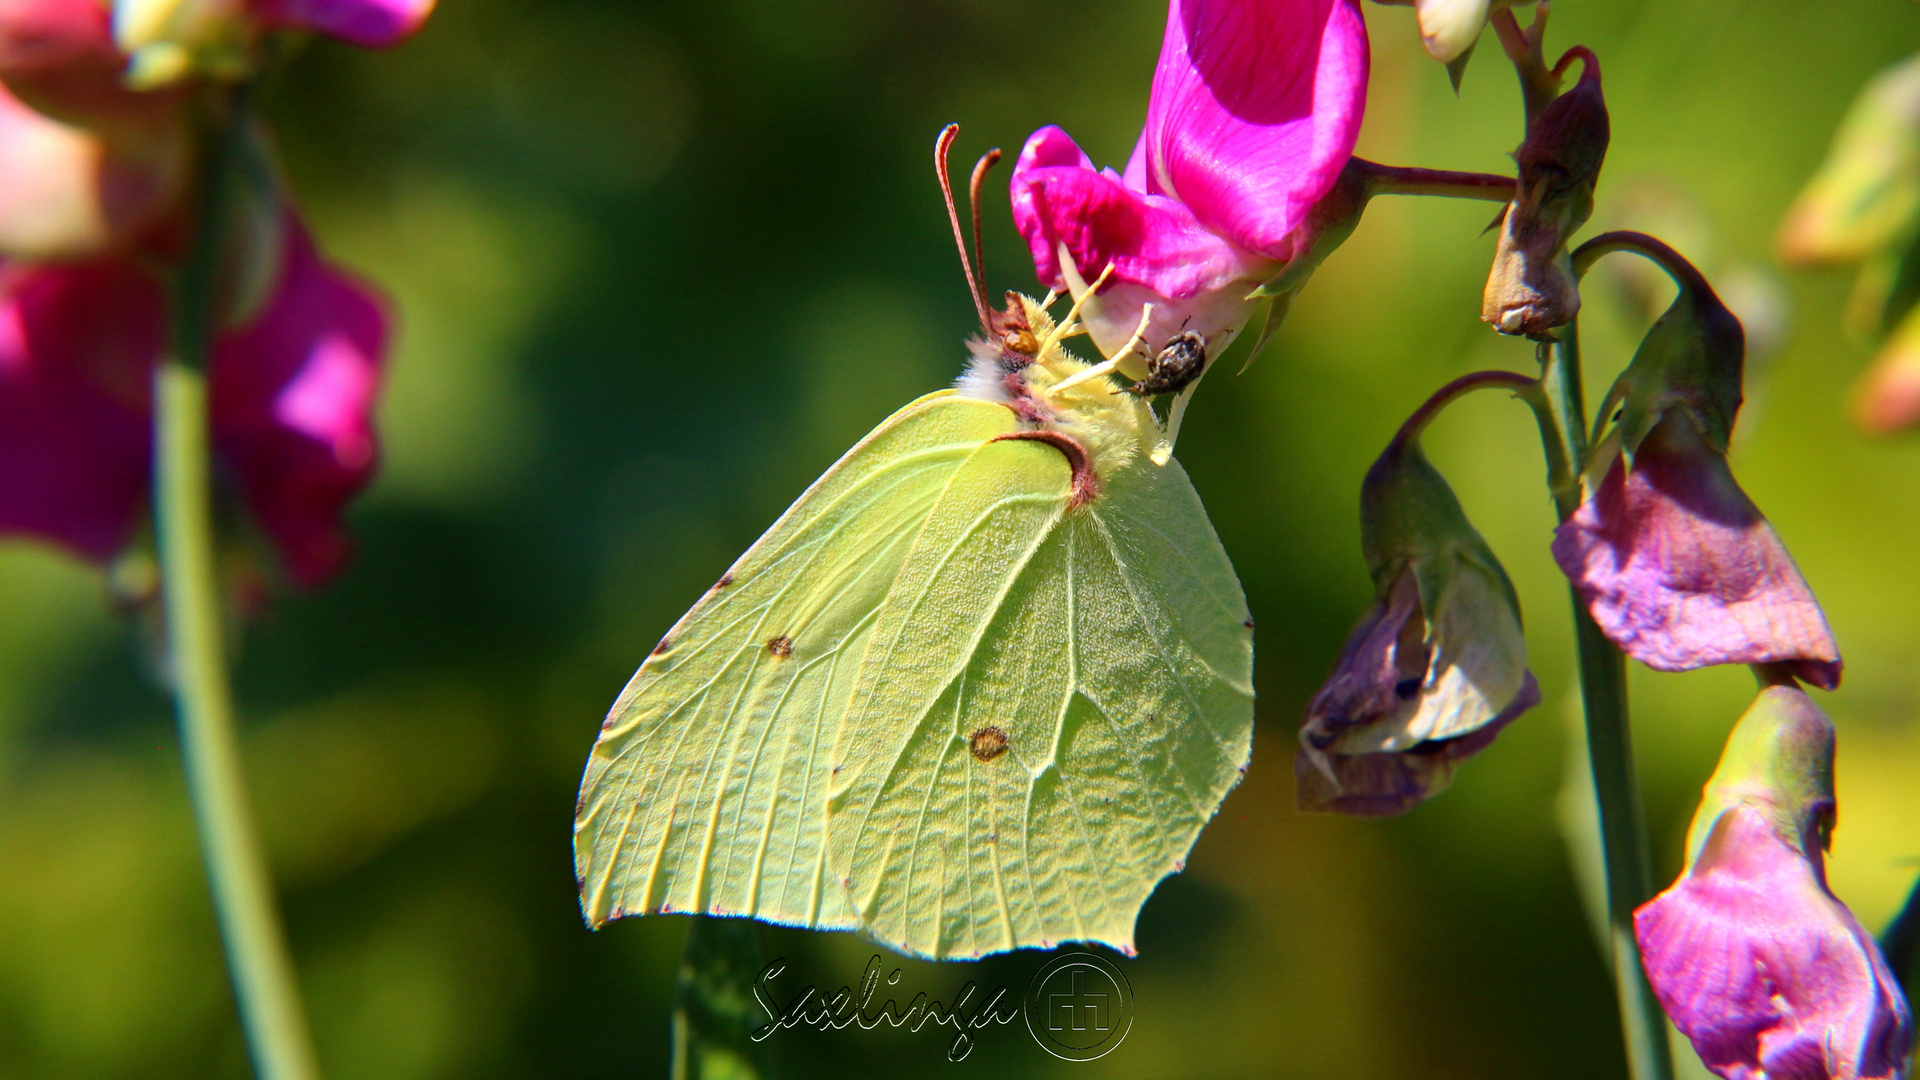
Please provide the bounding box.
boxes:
[1023,952,1134,1061]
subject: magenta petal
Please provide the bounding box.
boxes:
[212,221,387,588]
[1636,805,1913,1080]
[1143,0,1369,259]
[0,259,162,561]
[1121,128,1154,194]
[1011,128,1276,300]
[252,0,435,48]
[1552,415,1842,689]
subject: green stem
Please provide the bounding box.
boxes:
[1391,369,1545,448]
[1538,328,1675,1080]
[1571,231,1713,297]
[157,86,322,1080]
[1357,160,1517,203]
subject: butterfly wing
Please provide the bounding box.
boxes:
[827,441,1254,959]
[574,391,1019,930]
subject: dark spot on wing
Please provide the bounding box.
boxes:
[713,572,733,590]
[766,635,793,658]
[1243,617,1256,630]
[968,726,1010,762]
[651,637,671,656]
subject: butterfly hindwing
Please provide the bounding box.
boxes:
[827,439,1254,959]
[574,391,1019,930]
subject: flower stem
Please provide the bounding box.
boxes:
[1391,369,1545,448]
[156,85,322,1080]
[1357,160,1517,203]
[1538,328,1676,1080]
[1571,230,1715,298]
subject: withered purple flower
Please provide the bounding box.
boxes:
[1300,428,1538,816]
[1554,413,1841,689]
[1556,233,1841,688]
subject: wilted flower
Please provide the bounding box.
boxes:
[1636,684,1913,1080]
[0,220,387,586]
[1483,46,1606,336]
[1299,426,1538,817]
[1555,413,1840,689]
[1010,0,1368,360]
[1553,244,1841,688]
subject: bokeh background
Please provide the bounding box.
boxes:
[1,0,1917,1076]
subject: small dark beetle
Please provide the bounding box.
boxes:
[1127,330,1209,396]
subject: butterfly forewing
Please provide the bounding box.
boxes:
[574,391,1019,930]
[827,443,1254,959]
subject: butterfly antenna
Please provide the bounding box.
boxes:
[968,147,1002,313]
[936,123,990,331]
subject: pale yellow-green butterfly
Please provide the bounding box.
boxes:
[573,128,1254,960]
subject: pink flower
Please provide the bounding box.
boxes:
[1551,411,1842,690]
[251,0,434,49]
[1636,686,1913,1080]
[0,219,387,586]
[1010,0,1368,357]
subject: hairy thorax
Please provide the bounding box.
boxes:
[953,292,1161,488]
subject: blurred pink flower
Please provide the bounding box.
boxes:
[1010,0,1368,357]
[252,0,435,48]
[1551,412,1842,690]
[0,219,388,586]
[0,0,187,258]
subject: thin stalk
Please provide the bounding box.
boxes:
[1357,160,1517,203]
[1391,369,1545,448]
[1538,327,1675,1080]
[157,85,322,1080]
[1571,231,1713,297]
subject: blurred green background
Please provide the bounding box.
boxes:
[1,0,1917,1076]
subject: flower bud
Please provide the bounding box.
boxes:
[1852,300,1920,435]
[1299,435,1538,817]
[1483,49,1608,337]
[1778,51,1920,268]
[1414,0,1489,64]
[1636,685,1914,1080]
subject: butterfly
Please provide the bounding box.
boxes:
[572,127,1254,960]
